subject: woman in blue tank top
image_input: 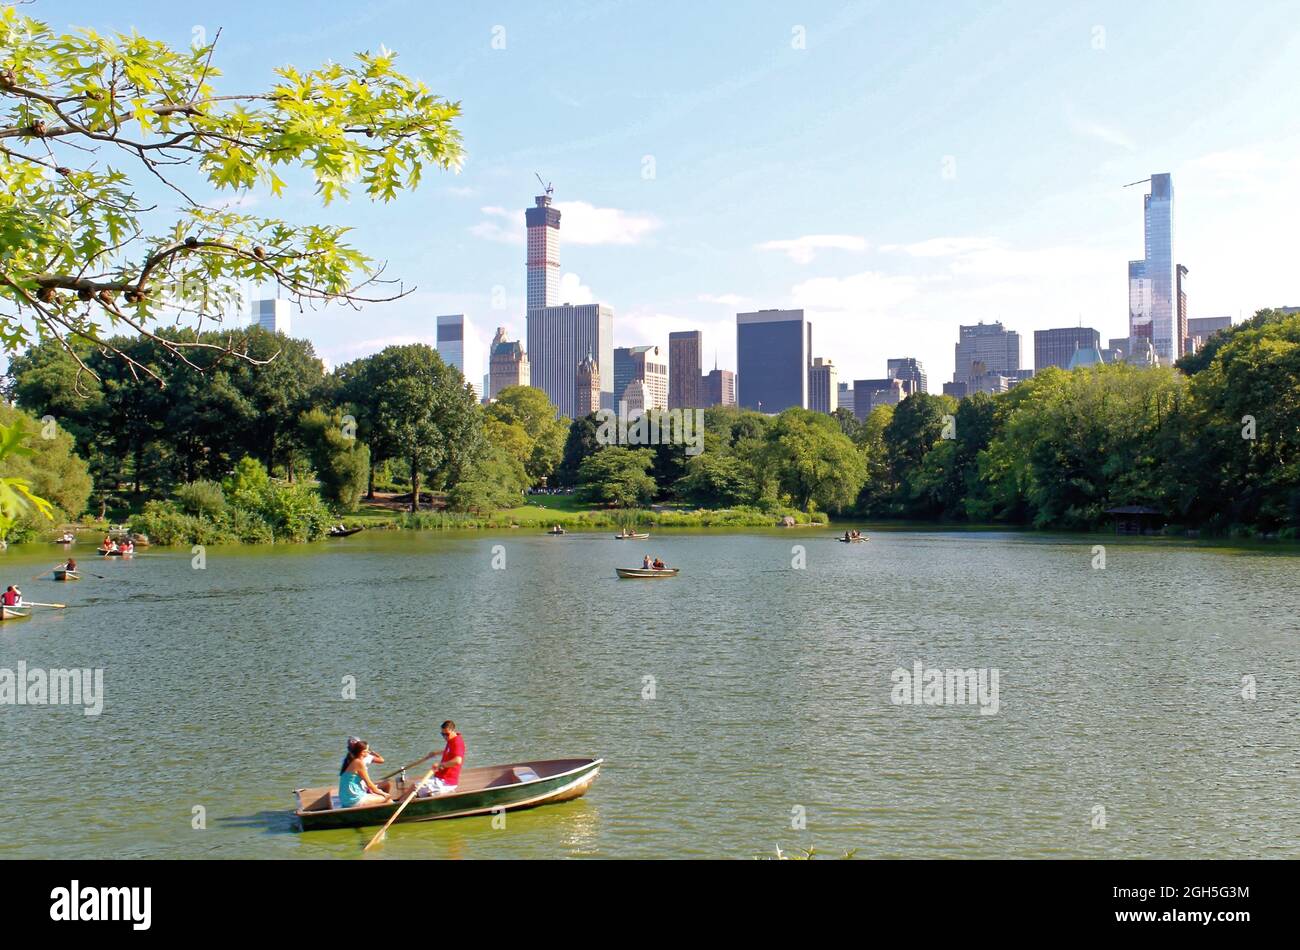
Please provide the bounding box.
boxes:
[338,739,392,808]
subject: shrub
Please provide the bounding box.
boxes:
[174,480,226,519]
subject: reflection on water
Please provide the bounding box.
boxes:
[2,528,1298,859]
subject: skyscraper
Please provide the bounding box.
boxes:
[837,381,854,416]
[668,330,703,409]
[488,327,529,400]
[523,188,615,418]
[736,309,810,412]
[853,377,911,420]
[526,191,561,310]
[436,314,480,399]
[703,368,736,407]
[953,321,1021,386]
[614,345,668,411]
[1177,264,1189,357]
[575,349,600,417]
[808,357,838,413]
[528,303,614,419]
[1128,173,1177,363]
[254,298,291,335]
[1034,327,1101,371]
[1187,316,1231,339]
[886,357,927,394]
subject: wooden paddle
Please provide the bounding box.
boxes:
[377,753,435,782]
[23,602,66,609]
[363,765,438,852]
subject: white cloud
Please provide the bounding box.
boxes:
[879,236,999,258]
[1069,113,1137,150]
[553,201,660,245]
[791,270,920,314]
[697,292,757,309]
[446,185,477,197]
[470,200,659,246]
[757,234,869,264]
[557,272,596,305]
[468,206,522,245]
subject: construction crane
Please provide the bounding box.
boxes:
[535,172,554,197]
[1123,178,1151,188]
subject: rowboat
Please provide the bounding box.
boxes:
[615,567,679,579]
[836,536,869,543]
[0,605,31,621]
[53,534,76,544]
[546,528,566,535]
[614,532,650,540]
[53,569,80,581]
[328,526,363,538]
[293,757,603,831]
[97,549,132,557]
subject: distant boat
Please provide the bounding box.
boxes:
[53,533,76,544]
[53,569,80,582]
[293,757,602,831]
[615,567,679,579]
[98,549,132,557]
[0,605,31,621]
[614,532,649,540]
[328,526,363,538]
[546,527,567,535]
[836,536,869,543]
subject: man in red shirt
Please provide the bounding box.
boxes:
[416,720,465,796]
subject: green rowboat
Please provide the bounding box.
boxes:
[293,757,602,831]
[615,567,679,579]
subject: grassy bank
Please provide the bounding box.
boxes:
[385,499,830,531]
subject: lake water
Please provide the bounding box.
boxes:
[1,527,1297,859]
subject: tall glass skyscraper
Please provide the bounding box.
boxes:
[736,309,809,412]
[1128,173,1176,363]
[525,192,561,310]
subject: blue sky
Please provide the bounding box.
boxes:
[40,0,1300,385]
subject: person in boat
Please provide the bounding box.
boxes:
[642,554,652,569]
[64,558,77,572]
[2,585,20,607]
[101,534,113,551]
[337,738,393,808]
[652,556,666,570]
[339,736,392,794]
[415,720,465,797]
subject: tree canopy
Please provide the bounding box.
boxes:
[0,6,463,375]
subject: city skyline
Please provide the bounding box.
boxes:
[51,0,1299,389]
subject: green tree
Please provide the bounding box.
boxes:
[761,409,866,512]
[577,447,656,508]
[486,385,567,485]
[350,344,478,511]
[0,406,86,539]
[0,7,464,368]
[300,408,371,511]
[556,413,601,487]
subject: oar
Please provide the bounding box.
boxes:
[23,602,66,609]
[363,765,437,852]
[377,753,434,782]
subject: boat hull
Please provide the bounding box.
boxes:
[615,567,679,579]
[836,538,868,543]
[294,757,602,831]
[0,606,31,621]
[614,533,650,540]
[53,570,79,581]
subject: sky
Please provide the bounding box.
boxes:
[37,0,1300,387]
